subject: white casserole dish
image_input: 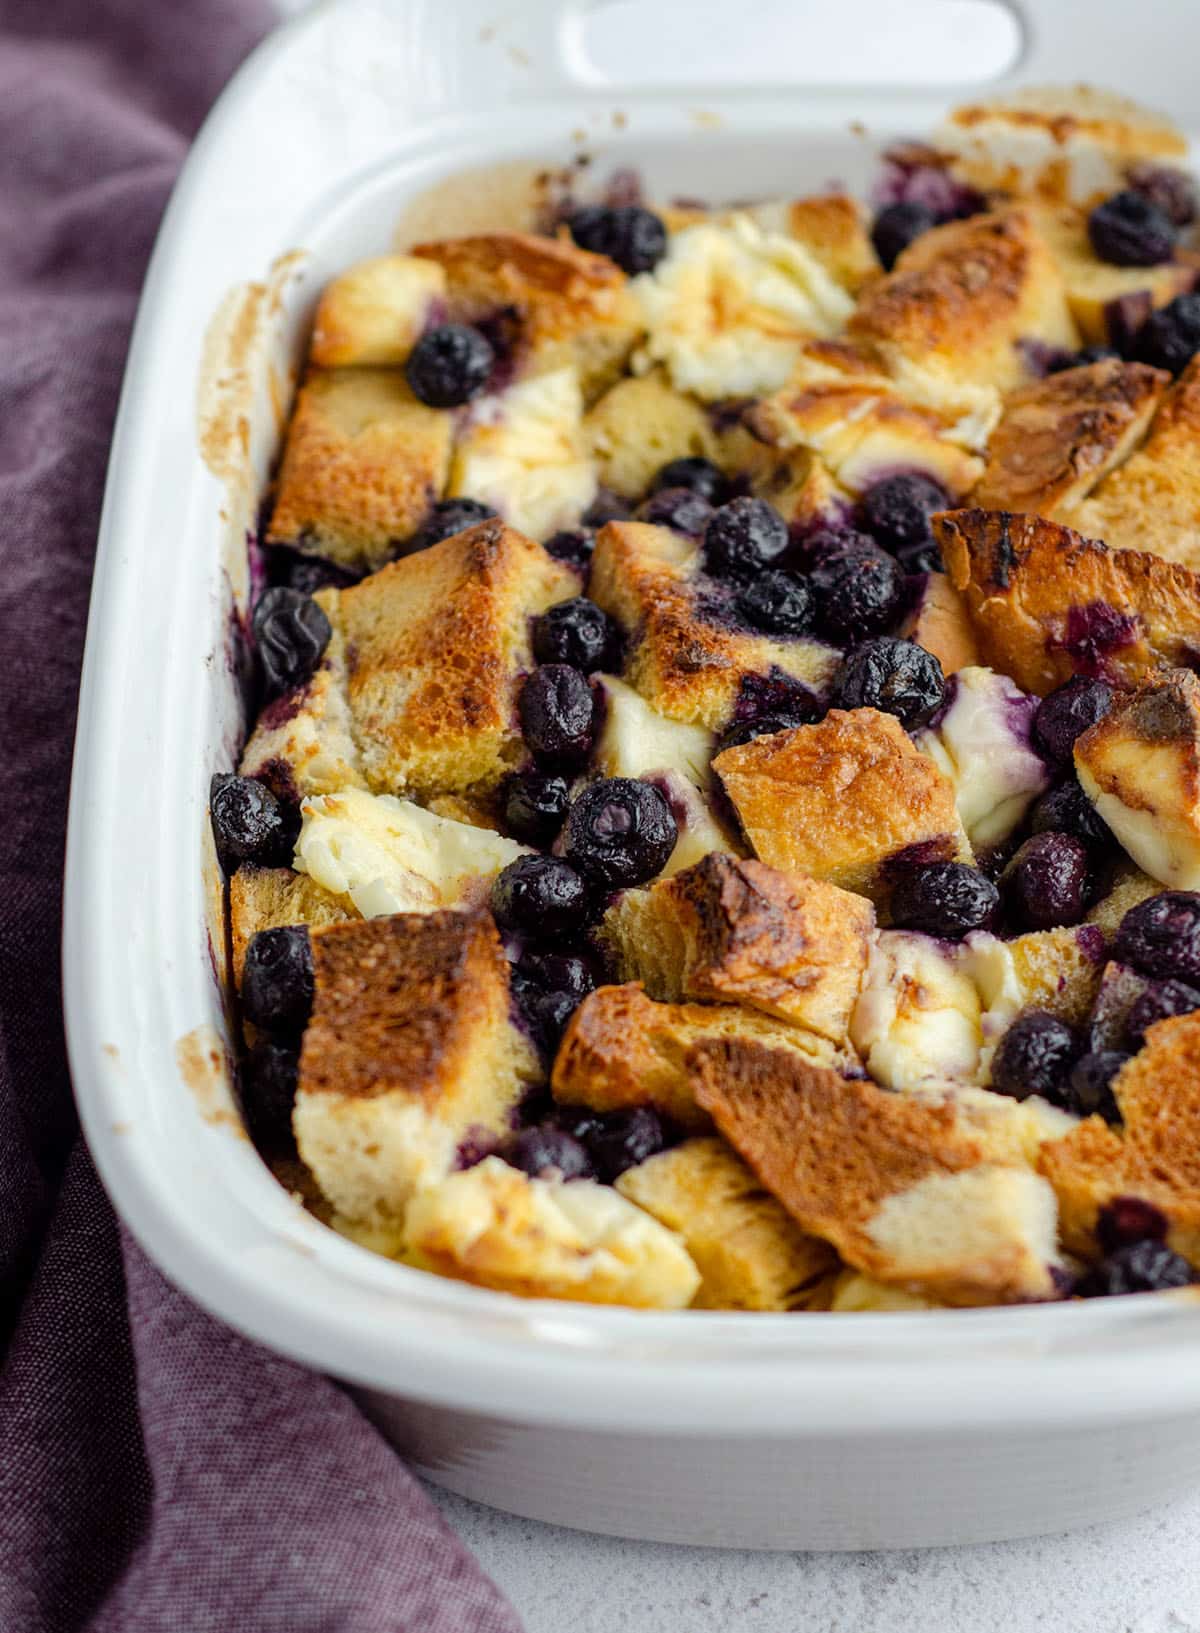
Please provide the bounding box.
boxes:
[64,0,1200,1548]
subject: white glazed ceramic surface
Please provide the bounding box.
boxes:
[64,0,1200,1548]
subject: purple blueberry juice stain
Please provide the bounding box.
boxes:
[731,668,824,723]
[872,142,985,219]
[454,1127,503,1171]
[1076,924,1107,964]
[256,685,308,732]
[1057,601,1140,676]
[1104,289,1154,351]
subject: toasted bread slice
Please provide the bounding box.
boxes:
[1031,204,1200,343]
[599,854,874,1042]
[1074,669,1200,890]
[972,360,1168,516]
[689,1040,1065,1305]
[937,508,1200,695]
[229,864,353,987]
[309,254,447,368]
[713,710,971,903]
[616,1137,838,1311]
[584,369,718,499]
[589,521,840,728]
[896,572,981,678]
[405,1156,700,1309]
[294,911,536,1232]
[267,369,453,571]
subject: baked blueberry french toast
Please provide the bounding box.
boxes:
[213,85,1200,1313]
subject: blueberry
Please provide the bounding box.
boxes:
[253,587,332,698]
[1033,676,1113,763]
[859,472,949,551]
[509,1125,595,1181]
[533,597,618,673]
[402,497,497,556]
[1066,1051,1127,1122]
[832,636,945,729]
[519,665,596,766]
[565,204,668,275]
[521,988,584,1061]
[1080,1240,1194,1297]
[210,774,297,871]
[518,951,595,998]
[895,538,944,575]
[582,488,633,528]
[404,323,495,407]
[650,456,729,505]
[1127,163,1199,228]
[1097,1196,1168,1254]
[1126,978,1200,1046]
[543,528,596,569]
[636,486,714,537]
[1132,292,1200,376]
[810,545,903,643]
[796,525,880,570]
[503,769,571,844]
[583,1106,668,1182]
[703,497,790,582]
[1114,891,1200,983]
[991,1011,1079,1103]
[269,547,359,595]
[890,861,999,939]
[1002,832,1090,931]
[492,855,591,941]
[1030,779,1112,848]
[1046,345,1121,374]
[735,571,813,636]
[1087,190,1177,267]
[241,926,314,1033]
[565,777,677,888]
[871,200,938,271]
[716,709,814,757]
[241,1035,299,1151]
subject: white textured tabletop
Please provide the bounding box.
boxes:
[429,1482,1200,1632]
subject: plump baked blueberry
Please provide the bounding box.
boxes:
[890,861,999,939]
[1132,292,1200,375]
[650,456,729,505]
[533,597,618,673]
[1087,190,1177,267]
[517,950,595,999]
[241,1035,300,1152]
[1033,676,1113,763]
[565,777,678,888]
[736,570,813,636]
[1097,1196,1168,1254]
[241,926,314,1033]
[1080,1240,1195,1297]
[565,204,667,275]
[582,488,633,528]
[491,855,591,939]
[716,709,815,756]
[521,988,583,1060]
[636,486,714,537]
[871,200,937,271]
[832,636,945,728]
[703,497,790,582]
[509,1125,595,1181]
[543,527,596,570]
[253,587,332,698]
[1066,1051,1126,1122]
[810,544,903,643]
[519,665,596,766]
[403,497,498,556]
[859,472,949,551]
[210,774,297,871]
[991,1011,1079,1103]
[1114,891,1200,983]
[583,1106,668,1182]
[503,769,572,844]
[1002,832,1090,931]
[1030,779,1112,848]
[1128,163,1199,227]
[404,323,494,407]
[1126,978,1200,1047]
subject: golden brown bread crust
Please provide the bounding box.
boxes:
[229,865,353,987]
[896,572,980,677]
[715,426,847,532]
[584,369,718,498]
[309,254,446,368]
[972,360,1168,516]
[713,710,969,900]
[937,507,1200,694]
[783,194,878,293]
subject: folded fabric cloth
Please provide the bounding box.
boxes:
[0,5,522,1629]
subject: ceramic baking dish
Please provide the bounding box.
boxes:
[64,0,1200,1548]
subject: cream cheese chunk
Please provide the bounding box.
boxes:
[916,666,1049,850]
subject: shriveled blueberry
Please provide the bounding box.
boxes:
[503,769,571,844]
[584,1106,668,1182]
[510,1125,594,1181]
[404,323,494,407]
[991,1011,1079,1103]
[650,456,729,505]
[871,200,937,271]
[518,951,595,998]
[1126,978,1200,1046]
[241,1035,300,1151]
[519,665,596,766]
[565,777,677,889]
[1003,832,1090,931]
[1080,1240,1195,1297]
[736,571,813,636]
[810,545,903,642]
[1133,292,1200,375]
[522,989,583,1060]
[210,774,297,871]
[492,855,590,939]
[1114,891,1200,983]
[890,861,999,939]
[565,204,667,275]
[241,926,314,1033]
[1066,1050,1127,1122]
[1033,676,1113,763]
[1128,163,1199,227]
[703,497,790,582]
[1030,779,1112,848]
[253,587,332,697]
[1046,344,1121,374]
[859,472,949,550]
[636,486,713,537]
[270,547,359,595]
[1088,190,1177,267]
[543,527,596,569]
[832,636,945,728]
[402,497,497,555]
[716,709,814,756]
[533,597,618,673]
[1097,1196,1168,1254]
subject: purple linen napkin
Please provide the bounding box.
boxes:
[0,6,523,1629]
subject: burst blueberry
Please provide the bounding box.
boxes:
[543,528,596,570]
[650,456,729,505]
[716,709,816,756]
[491,855,591,940]
[517,951,595,999]
[566,204,668,274]
[1114,891,1200,983]
[990,1011,1079,1104]
[832,636,945,728]
[636,486,714,537]
[1080,1241,1195,1297]
[1133,292,1200,375]
[503,769,572,844]
[210,774,297,871]
[253,587,332,697]
[509,1126,595,1181]
[1097,1196,1168,1254]
[404,323,495,407]
[521,988,584,1061]
[565,777,678,889]
[871,200,937,271]
[1087,190,1177,267]
[889,861,999,940]
[1046,345,1121,374]
[1128,163,1199,227]
[241,925,314,1033]
[519,664,596,766]
[1066,1050,1127,1122]
[703,497,790,582]
[736,571,813,636]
